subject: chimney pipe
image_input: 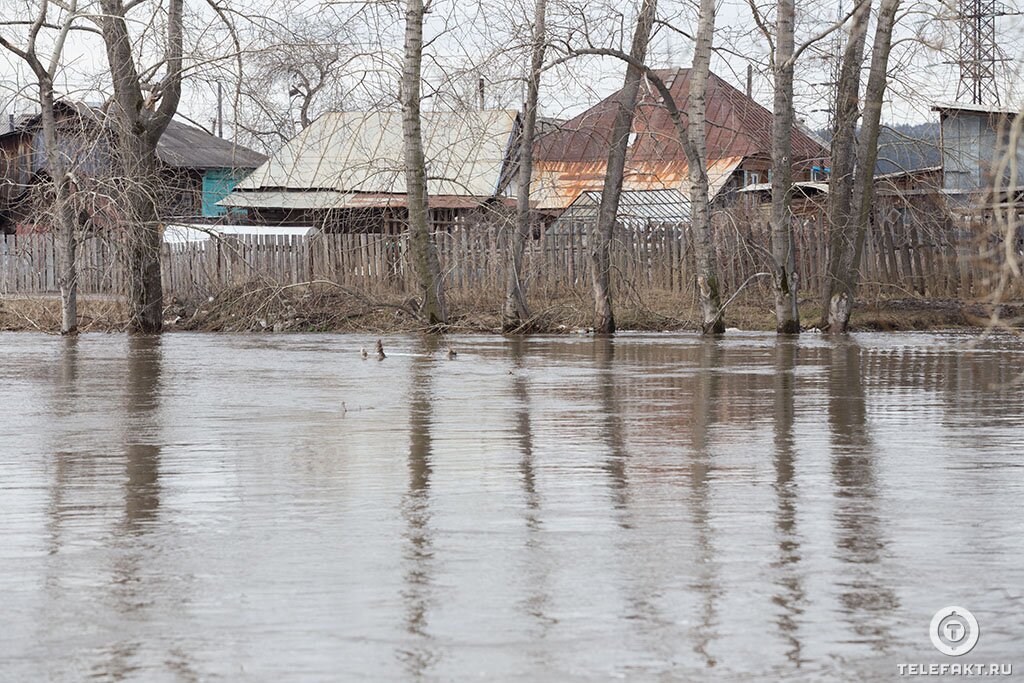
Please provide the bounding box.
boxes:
[746,64,753,98]
[478,77,485,111]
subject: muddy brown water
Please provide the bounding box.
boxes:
[1,332,1022,681]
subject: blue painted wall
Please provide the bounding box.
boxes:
[202,168,247,217]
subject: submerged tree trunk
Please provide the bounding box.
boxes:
[98,0,183,334]
[503,0,547,332]
[770,0,799,334]
[588,0,657,334]
[402,0,447,326]
[827,0,901,332]
[686,0,724,335]
[819,0,870,329]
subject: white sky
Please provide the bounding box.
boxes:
[1,0,1022,146]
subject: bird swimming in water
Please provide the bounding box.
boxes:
[376,339,386,360]
[447,346,457,359]
[360,348,368,359]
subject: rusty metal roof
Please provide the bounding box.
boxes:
[234,109,518,199]
[536,68,827,164]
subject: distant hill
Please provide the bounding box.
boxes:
[815,121,942,175]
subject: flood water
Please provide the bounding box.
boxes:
[1,331,1023,681]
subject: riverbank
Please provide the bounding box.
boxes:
[3,286,1020,334]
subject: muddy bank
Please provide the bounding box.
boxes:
[1,285,1020,334]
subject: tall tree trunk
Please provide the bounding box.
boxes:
[503,0,547,333]
[827,0,901,332]
[402,0,447,326]
[98,0,183,334]
[38,81,78,334]
[686,0,724,334]
[588,0,657,334]
[770,0,799,334]
[819,0,871,328]
[0,1,82,334]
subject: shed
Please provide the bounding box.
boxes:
[933,103,1023,201]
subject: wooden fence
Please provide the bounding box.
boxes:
[2,212,1020,301]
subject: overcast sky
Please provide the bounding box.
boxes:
[1,0,1022,145]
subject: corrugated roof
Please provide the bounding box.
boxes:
[535,68,828,165]
[549,188,691,233]
[0,113,34,138]
[164,223,317,243]
[235,109,518,198]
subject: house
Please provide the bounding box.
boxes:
[220,109,520,232]
[933,103,1024,205]
[0,101,266,234]
[531,67,830,216]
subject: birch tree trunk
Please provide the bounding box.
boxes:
[503,0,547,332]
[770,0,799,334]
[819,0,870,328]
[402,0,447,326]
[97,0,182,334]
[38,83,79,335]
[588,0,657,335]
[827,0,901,332]
[0,0,80,334]
[686,0,724,335]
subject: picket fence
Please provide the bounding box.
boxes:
[0,214,1018,301]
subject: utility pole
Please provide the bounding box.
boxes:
[217,81,224,137]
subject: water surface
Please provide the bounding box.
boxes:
[1,331,1022,681]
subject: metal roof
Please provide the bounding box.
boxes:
[164,223,317,243]
[530,68,828,212]
[234,109,518,198]
[532,155,743,210]
[535,68,828,166]
[219,190,354,210]
[933,102,1021,116]
[549,188,691,233]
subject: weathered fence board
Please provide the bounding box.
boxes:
[1,212,1019,302]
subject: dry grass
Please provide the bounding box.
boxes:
[2,282,1017,334]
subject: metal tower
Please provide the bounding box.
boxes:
[954,0,1017,105]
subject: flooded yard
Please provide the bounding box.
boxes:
[1,331,1022,681]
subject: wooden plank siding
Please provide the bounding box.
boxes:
[1,212,1020,302]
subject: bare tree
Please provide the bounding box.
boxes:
[402,0,447,326]
[588,0,657,335]
[0,0,83,334]
[819,0,870,329]
[825,0,901,332]
[96,0,184,333]
[503,0,547,332]
[685,0,724,335]
[769,0,800,333]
